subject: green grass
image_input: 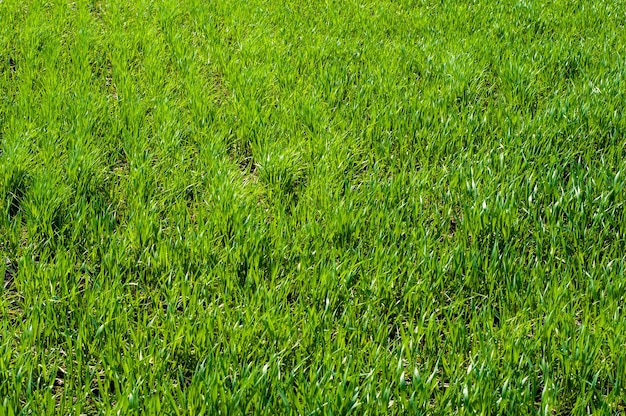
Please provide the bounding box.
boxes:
[1,0,626,414]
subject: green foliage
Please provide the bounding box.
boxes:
[1,0,626,413]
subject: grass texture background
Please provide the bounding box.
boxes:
[1,0,626,413]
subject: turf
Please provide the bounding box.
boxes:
[1,0,626,414]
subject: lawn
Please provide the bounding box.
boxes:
[1,0,626,414]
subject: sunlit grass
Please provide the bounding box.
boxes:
[1,0,626,414]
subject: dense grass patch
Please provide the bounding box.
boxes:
[1,0,626,414]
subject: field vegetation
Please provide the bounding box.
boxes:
[1,0,626,414]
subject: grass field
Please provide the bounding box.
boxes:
[1,0,626,414]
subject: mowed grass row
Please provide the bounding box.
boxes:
[1,0,625,413]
